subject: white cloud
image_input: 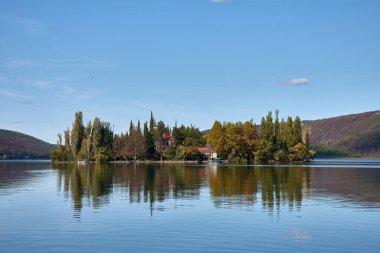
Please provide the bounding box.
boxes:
[210,0,230,3]
[281,77,310,86]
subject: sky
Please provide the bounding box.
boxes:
[0,0,380,143]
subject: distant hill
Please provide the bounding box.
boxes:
[0,129,56,159]
[305,111,380,157]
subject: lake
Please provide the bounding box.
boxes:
[0,159,380,252]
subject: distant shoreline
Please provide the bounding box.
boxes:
[2,157,380,165]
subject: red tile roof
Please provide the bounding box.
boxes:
[162,133,173,140]
[198,147,213,154]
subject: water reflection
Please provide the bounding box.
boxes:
[209,166,310,212]
[1,161,379,216]
[53,163,315,215]
[0,161,51,192]
[55,163,113,214]
[54,163,207,216]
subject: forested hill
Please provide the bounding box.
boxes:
[0,129,56,159]
[304,110,380,157]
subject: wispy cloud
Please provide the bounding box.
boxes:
[210,0,230,3]
[281,77,310,86]
[0,76,7,82]
[0,89,31,99]
[11,121,23,124]
[22,101,33,105]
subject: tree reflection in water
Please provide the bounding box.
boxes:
[53,163,311,216]
[208,166,310,212]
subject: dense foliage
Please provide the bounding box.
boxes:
[0,129,56,159]
[208,111,315,162]
[51,111,206,162]
[51,110,314,163]
[51,112,115,162]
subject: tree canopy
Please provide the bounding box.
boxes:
[51,111,314,163]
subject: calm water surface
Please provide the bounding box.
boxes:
[0,159,380,252]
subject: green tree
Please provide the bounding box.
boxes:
[254,139,273,162]
[292,116,302,146]
[154,120,168,158]
[149,111,156,132]
[144,122,156,159]
[261,111,274,143]
[64,128,71,154]
[274,110,281,150]
[70,111,85,159]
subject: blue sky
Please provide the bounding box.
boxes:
[1,0,379,143]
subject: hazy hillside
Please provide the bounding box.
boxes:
[0,129,56,159]
[305,111,380,157]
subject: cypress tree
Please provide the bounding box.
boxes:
[149,111,156,132]
[129,120,134,137]
[144,122,156,159]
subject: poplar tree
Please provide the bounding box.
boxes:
[293,116,302,145]
[274,110,281,150]
[92,117,102,153]
[285,117,294,148]
[64,128,71,153]
[85,121,92,160]
[70,111,85,159]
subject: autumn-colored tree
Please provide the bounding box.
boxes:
[207,121,226,157]
[128,121,145,160]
